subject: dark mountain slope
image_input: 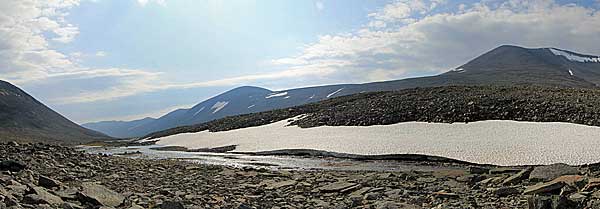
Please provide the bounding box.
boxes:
[0,80,110,144]
[88,45,600,138]
[144,85,600,140]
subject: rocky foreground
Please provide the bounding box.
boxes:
[2,143,600,208]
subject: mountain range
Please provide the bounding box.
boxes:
[0,80,110,144]
[82,45,600,138]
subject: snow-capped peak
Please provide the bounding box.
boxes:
[549,48,600,63]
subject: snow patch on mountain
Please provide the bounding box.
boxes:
[265,92,288,99]
[569,69,574,76]
[327,88,344,98]
[193,106,205,116]
[550,48,600,63]
[451,68,465,73]
[211,101,229,114]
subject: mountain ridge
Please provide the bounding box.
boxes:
[84,45,600,138]
[0,80,111,144]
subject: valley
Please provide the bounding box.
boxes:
[3,44,600,209]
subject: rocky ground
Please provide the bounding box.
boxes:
[145,85,600,140]
[3,142,600,208]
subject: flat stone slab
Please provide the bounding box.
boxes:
[489,167,522,174]
[25,185,64,205]
[38,175,61,189]
[487,186,522,197]
[264,180,297,190]
[529,164,579,182]
[432,191,459,198]
[523,181,565,195]
[77,182,124,207]
[503,167,533,185]
[318,182,358,193]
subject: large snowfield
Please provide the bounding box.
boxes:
[152,118,600,166]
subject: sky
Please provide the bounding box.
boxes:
[1,0,600,123]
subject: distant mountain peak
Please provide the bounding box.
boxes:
[230,86,271,92]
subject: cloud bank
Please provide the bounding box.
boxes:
[272,0,600,82]
[1,0,600,109]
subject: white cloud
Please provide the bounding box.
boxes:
[52,24,79,43]
[271,0,600,82]
[95,51,107,57]
[49,65,337,104]
[0,1,80,83]
[315,1,324,11]
[137,0,166,7]
[3,0,600,108]
[0,0,340,106]
[368,1,412,21]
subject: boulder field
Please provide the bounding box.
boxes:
[2,142,600,208]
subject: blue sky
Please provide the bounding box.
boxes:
[1,0,600,123]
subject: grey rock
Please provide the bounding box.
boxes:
[523,181,566,195]
[38,175,61,189]
[25,186,64,205]
[61,202,84,209]
[502,167,533,185]
[383,189,403,199]
[432,190,459,199]
[127,203,145,209]
[160,201,185,209]
[529,164,579,182]
[487,186,521,197]
[350,187,372,197]
[468,166,489,174]
[264,180,297,190]
[310,199,330,208]
[237,203,252,209]
[489,167,522,174]
[340,183,361,193]
[569,193,587,203]
[456,174,485,184]
[77,182,124,207]
[291,195,306,202]
[0,160,26,172]
[416,177,436,183]
[527,196,552,209]
[364,192,381,200]
[318,181,358,193]
[375,201,422,209]
[22,194,62,206]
